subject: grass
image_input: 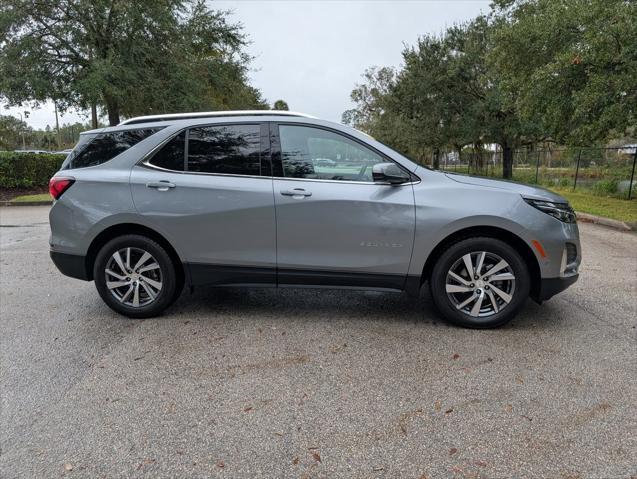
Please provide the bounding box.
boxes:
[552,189,637,223]
[10,193,51,203]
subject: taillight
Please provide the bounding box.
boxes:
[49,177,75,200]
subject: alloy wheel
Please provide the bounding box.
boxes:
[104,247,163,307]
[445,251,516,318]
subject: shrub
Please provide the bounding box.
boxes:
[0,152,66,188]
[592,179,618,196]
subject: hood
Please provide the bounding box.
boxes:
[444,173,567,203]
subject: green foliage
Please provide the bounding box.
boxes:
[343,18,533,177]
[273,100,290,111]
[0,115,29,149]
[0,152,65,188]
[344,0,637,178]
[0,0,267,125]
[489,0,637,144]
[592,179,619,196]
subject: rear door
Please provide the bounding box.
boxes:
[130,122,277,286]
[271,123,416,290]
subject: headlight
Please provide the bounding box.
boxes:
[523,198,576,223]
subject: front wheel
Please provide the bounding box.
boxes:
[93,234,179,318]
[430,237,530,328]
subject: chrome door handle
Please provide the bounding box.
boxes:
[146,181,176,191]
[280,188,312,197]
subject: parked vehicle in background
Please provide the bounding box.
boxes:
[48,111,580,328]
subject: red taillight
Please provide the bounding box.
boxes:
[49,177,75,200]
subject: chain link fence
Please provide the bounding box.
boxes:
[437,147,637,200]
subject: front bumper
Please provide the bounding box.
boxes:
[50,251,90,281]
[537,274,578,301]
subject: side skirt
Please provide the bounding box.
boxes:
[185,263,409,292]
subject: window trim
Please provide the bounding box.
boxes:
[141,122,272,179]
[271,122,420,185]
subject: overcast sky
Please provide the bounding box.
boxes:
[6,0,490,129]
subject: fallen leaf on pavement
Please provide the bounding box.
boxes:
[452,353,460,360]
[449,448,458,455]
[311,452,321,463]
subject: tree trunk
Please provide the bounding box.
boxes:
[91,103,98,129]
[502,142,513,179]
[103,93,120,126]
[433,148,440,170]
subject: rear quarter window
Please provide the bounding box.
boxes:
[67,127,163,169]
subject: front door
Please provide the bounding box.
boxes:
[130,122,276,286]
[271,123,416,290]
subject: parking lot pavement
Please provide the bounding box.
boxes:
[1,206,636,479]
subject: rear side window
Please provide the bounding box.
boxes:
[187,124,260,175]
[68,128,162,169]
[148,132,185,171]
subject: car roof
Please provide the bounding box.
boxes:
[118,110,315,126]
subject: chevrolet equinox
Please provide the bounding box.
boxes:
[49,111,580,328]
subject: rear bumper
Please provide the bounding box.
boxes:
[537,274,578,301]
[50,251,90,281]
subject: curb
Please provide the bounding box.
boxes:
[0,200,52,207]
[576,212,634,232]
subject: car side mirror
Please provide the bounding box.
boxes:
[372,163,410,185]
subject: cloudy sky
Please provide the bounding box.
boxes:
[7,0,490,129]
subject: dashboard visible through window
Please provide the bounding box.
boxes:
[278,125,387,182]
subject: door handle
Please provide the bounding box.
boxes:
[280,188,312,198]
[146,181,176,191]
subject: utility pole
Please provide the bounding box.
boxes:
[17,111,29,150]
[54,102,62,150]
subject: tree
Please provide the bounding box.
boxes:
[0,0,267,126]
[273,100,289,111]
[490,0,637,145]
[0,115,29,150]
[343,19,532,178]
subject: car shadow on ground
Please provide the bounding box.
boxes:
[150,284,561,331]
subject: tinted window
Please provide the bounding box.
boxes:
[279,125,386,182]
[69,128,162,169]
[188,124,260,175]
[148,132,185,171]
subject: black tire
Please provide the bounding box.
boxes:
[429,237,530,328]
[93,234,179,318]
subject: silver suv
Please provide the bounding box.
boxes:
[49,111,580,328]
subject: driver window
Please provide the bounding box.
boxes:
[279,125,386,182]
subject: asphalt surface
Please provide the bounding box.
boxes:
[1,206,636,479]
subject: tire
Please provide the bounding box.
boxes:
[93,234,179,318]
[429,237,530,328]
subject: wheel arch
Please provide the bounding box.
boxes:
[85,223,185,288]
[420,225,541,301]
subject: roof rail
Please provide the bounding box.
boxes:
[119,110,315,126]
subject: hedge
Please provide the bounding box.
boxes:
[0,151,66,188]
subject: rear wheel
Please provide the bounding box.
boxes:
[93,234,179,318]
[430,237,530,328]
